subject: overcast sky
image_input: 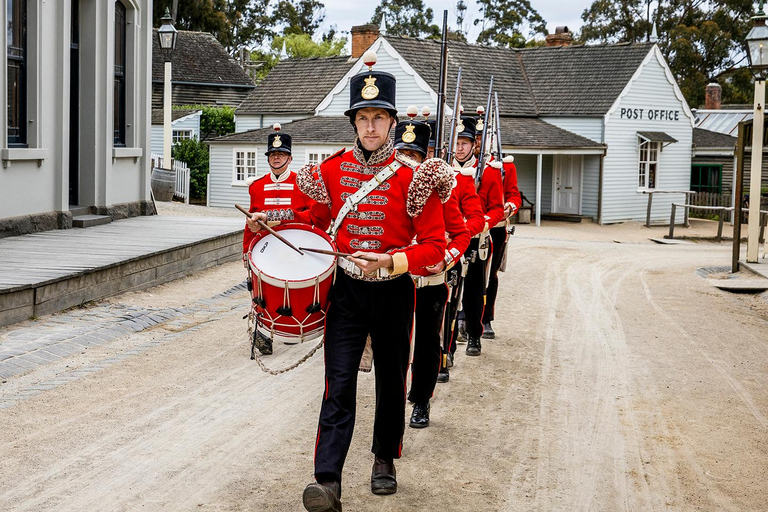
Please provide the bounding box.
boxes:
[317,0,591,45]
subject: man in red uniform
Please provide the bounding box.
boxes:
[243,124,317,355]
[482,156,522,338]
[451,116,504,358]
[248,53,451,512]
[393,111,470,428]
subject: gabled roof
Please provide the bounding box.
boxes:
[236,56,355,115]
[152,30,254,87]
[151,108,201,125]
[501,118,606,149]
[384,37,538,116]
[209,116,354,144]
[518,42,654,115]
[693,127,737,149]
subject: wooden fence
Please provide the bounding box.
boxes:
[689,192,733,222]
[150,153,191,204]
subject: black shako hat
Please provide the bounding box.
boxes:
[427,119,437,148]
[265,123,291,156]
[344,50,398,119]
[457,115,477,140]
[394,105,432,157]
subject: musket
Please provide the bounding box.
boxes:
[445,67,462,164]
[493,91,505,181]
[434,11,449,160]
[475,76,494,188]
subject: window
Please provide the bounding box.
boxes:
[691,164,722,193]
[113,1,126,146]
[173,130,193,144]
[234,149,257,182]
[306,150,333,166]
[7,0,27,146]
[638,139,660,189]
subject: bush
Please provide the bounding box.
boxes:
[172,138,209,200]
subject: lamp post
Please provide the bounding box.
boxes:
[745,1,768,262]
[158,8,178,173]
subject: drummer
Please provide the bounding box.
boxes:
[394,108,470,429]
[248,52,452,512]
[243,124,319,355]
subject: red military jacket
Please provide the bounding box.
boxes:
[489,157,523,227]
[274,140,450,277]
[410,193,470,277]
[242,169,314,253]
[453,155,505,231]
[452,173,485,238]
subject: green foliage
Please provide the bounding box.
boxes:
[369,0,441,39]
[250,32,348,81]
[200,105,235,139]
[172,138,209,200]
[273,0,325,36]
[473,0,547,48]
[579,0,755,108]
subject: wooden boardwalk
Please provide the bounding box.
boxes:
[0,216,244,326]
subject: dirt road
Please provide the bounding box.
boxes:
[1,223,767,511]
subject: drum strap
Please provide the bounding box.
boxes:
[329,161,402,237]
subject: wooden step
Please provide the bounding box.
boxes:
[72,215,112,228]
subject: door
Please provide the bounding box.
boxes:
[68,0,80,206]
[553,155,581,215]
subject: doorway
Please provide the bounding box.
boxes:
[552,155,582,215]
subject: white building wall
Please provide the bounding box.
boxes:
[540,117,604,143]
[235,113,311,133]
[601,49,693,224]
[582,155,601,219]
[207,142,347,208]
[317,39,437,117]
[151,112,202,155]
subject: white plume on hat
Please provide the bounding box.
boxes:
[273,123,281,132]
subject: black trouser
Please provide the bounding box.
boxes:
[314,270,415,485]
[461,237,491,340]
[444,267,463,357]
[408,282,448,405]
[482,226,509,324]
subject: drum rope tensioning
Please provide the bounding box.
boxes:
[246,308,323,375]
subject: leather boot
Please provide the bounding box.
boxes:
[409,402,430,428]
[456,319,467,343]
[436,367,449,383]
[371,457,397,495]
[481,322,495,339]
[302,481,342,512]
[466,336,481,356]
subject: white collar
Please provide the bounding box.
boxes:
[270,169,292,183]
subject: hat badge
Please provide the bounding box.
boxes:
[272,134,282,148]
[402,105,418,143]
[476,106,485,131]
[360,50,380,100]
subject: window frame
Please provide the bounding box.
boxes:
[113,1,127,147]
[233,147,258,185]
[690,164,723,194]
[637,138,661,190]
[305,147,334,166]
[7,0,28,147]
[172,129,193,144]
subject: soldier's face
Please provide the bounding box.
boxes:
[398,149,424,163]
[426,147,435,159]
[355,108,395,152]
[268,151,292,173]
[455,137,475,162]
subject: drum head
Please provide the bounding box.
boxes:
[249,226,335,283]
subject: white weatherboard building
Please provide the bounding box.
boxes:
[210,26,693,225]
[1,0,153,235]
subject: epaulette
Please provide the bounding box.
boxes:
[488,161,503,169]
[395,151,419,170]
[320,148,345,165]
[296,163,331,205]
[406,158,454,217]
[245,175,261,186]
[503,155,514,163]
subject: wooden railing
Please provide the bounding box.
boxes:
[151,153,191,204]
[689,192,733,222]
[644,190,696,227]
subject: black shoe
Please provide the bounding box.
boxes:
[371,457,397,495]
[252,329,273,355]
[436,367,449,383]
[303,481,342,512]
[456,319,467,343]
[409,402,430,428]
[466,336,481,356]
[481,322,495,339]
[446,352,454,368]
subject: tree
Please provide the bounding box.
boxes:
[172,138,209,201]
[452,0,469,42]
[369,0,441,38]
[272,0,326,37]
[579,0,755,107]
[474,0,547,48]
[249,32,348,81]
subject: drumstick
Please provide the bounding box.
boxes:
[299,247,378,262]
[234,204,304,256]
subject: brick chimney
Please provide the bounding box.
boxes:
[545,26,572,47]
[351,24,380,59]
[705,81,722,110]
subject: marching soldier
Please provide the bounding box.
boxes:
[450,116,504,358]
[247,52,452,512]
[482,156,522,338]
[392,108,470,428]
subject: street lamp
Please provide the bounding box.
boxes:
[158,8,177,175]
[745,1,768,262]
